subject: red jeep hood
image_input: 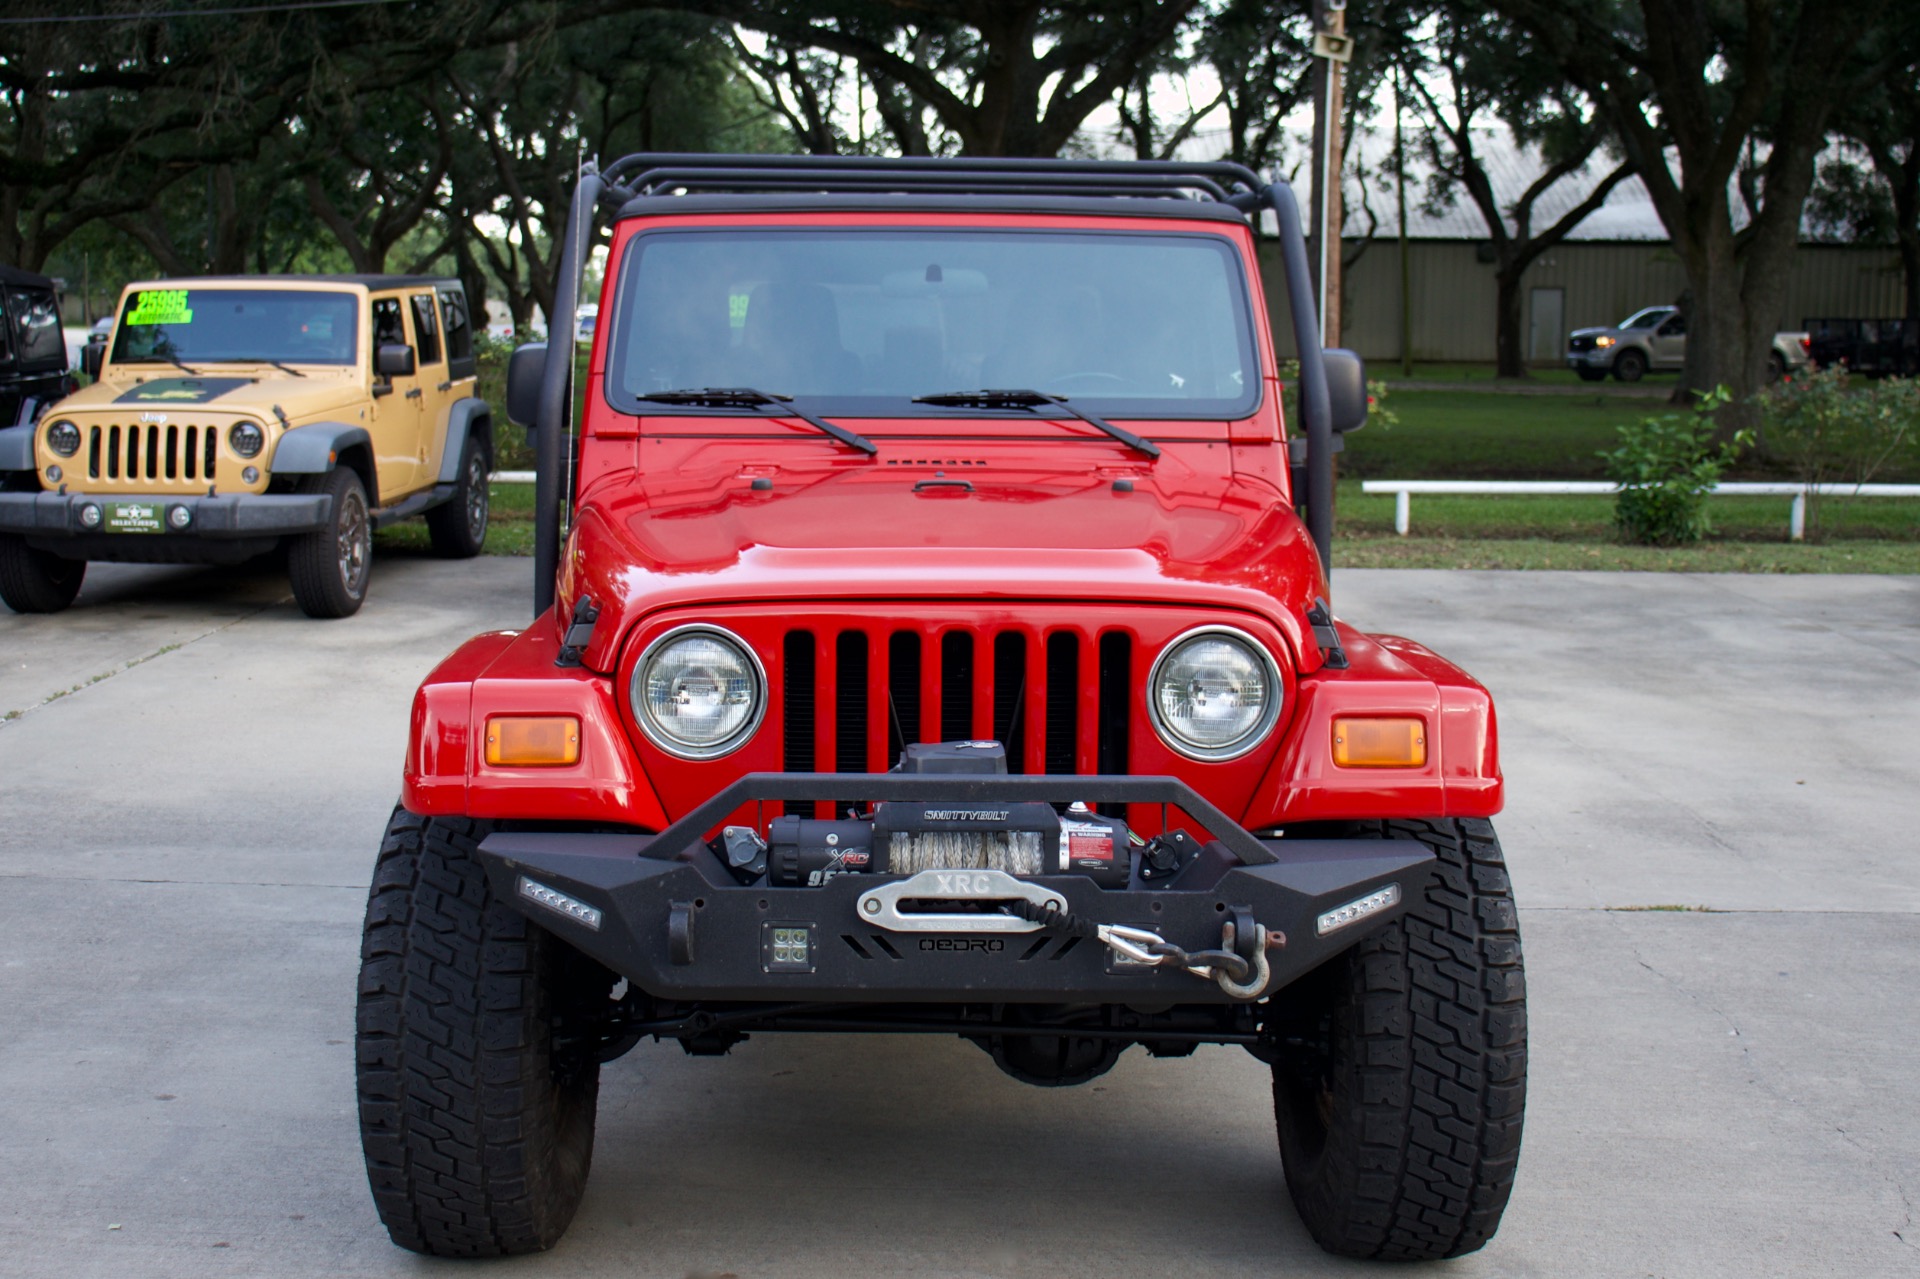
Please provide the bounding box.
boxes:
[556,442,1326,674]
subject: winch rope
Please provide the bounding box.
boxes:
[998,897,1258,987]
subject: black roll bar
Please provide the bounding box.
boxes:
[529,154,1337,618]
[1265,181,1334,569]
[533,164,603,618]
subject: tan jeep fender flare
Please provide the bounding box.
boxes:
[270,422,377,507]
[436,397,493,485]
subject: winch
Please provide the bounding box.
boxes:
[719,741,1137,888]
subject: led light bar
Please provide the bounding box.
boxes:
[517,876,603,930]
[1316,883,1402,937]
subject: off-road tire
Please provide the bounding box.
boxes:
[356,807,606,1257]
[1574,367,1606,383]
[289,467,370,618]
[1612,349,1648,382]
[426,436,489,558]
[1271,817,1526,1261]
[0,534,84,614]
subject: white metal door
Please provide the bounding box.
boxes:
[1528,287,1565,363]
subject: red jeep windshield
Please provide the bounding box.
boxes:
[605,228,1260,419]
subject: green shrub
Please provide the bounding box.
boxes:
[473,331,536,471]
[1601,387,1748,545]
[1753,368,1920,537]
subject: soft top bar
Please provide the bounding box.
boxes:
[600,152,1265,207]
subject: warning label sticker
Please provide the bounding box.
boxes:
[1062,820,1114,865]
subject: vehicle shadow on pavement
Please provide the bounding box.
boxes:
[559,1032,1405,1277]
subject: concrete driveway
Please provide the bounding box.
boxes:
[1,555,1915,1278]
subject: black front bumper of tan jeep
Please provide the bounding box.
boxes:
[476,773,1432,1005]
[0,489,331,563]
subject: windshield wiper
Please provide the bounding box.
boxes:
[252,358,306,377]
[150,348,202,377]
[913,389,1160,459]
[636,387,877,455]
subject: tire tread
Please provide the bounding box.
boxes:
[1275,817,1527,1261]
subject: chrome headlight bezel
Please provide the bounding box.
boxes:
[44,419,80,457]
[1146,624,1283,762]
[629,623,767,761]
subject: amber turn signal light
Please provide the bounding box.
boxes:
[1331,717,1427,768]
[485,716,581,767]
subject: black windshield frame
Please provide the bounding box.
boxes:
[602,226,1263,422]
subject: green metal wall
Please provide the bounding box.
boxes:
[1258,240,1906,364]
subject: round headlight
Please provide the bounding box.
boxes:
[45,420,80,457]
[631,625,765,759]
[229,422,265,458]
[1148,626,1281,761]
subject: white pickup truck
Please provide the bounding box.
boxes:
[1566,306,1810,382]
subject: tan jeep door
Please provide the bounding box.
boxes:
[409,291,455,482]
[368,293,425,500]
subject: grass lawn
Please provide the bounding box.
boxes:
[1383,362,1634,388]
[1347,389,1663,480]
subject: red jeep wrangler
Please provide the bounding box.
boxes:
[356,155,1525,1263]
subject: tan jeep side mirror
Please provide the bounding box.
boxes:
[376,343,416,378]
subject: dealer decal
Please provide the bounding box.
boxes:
[113,377,253,405]
[126,289,193,326]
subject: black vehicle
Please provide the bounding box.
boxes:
[0,266,75,427]
[1803,317,1920,378]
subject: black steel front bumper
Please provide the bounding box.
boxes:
[477,773,1433,1004]
[0,489,330,539]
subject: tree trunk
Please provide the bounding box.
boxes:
[1900,230,1920,321]
[1493,263,1527,378]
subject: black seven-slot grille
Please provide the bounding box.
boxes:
[85,423,218,488]
[780,624,1132,815]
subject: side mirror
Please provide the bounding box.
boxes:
[81,338,105,381]
[1323,348,1368,434]
[376,343,416,378]
[506,341,548,430]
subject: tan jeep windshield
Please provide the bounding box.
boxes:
[112,288,360,367]
[607,229,1260,419]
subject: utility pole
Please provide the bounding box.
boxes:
[1395,63,1411,377]
[1310,1,1351,347]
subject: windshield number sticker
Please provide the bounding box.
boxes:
[127,290,193,326]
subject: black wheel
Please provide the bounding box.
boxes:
[356,807,610,1257]
[1766,351,1787,383]
[1270,818,1526,1261]
[1612,349,1647,382]
[289,467,371,618]
[426,435,489,558]
[0,535,84,614]
[1575,367,1606,383]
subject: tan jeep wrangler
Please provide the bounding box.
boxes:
[0,275,495,617]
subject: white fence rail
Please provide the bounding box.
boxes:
[1360,479,1920,541]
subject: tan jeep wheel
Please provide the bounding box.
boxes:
[289,467,371,618]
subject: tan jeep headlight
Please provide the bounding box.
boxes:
[45,420,80,456]
[631,625,765,759]
[1149,626,1280,761]
[229,421,265,458]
